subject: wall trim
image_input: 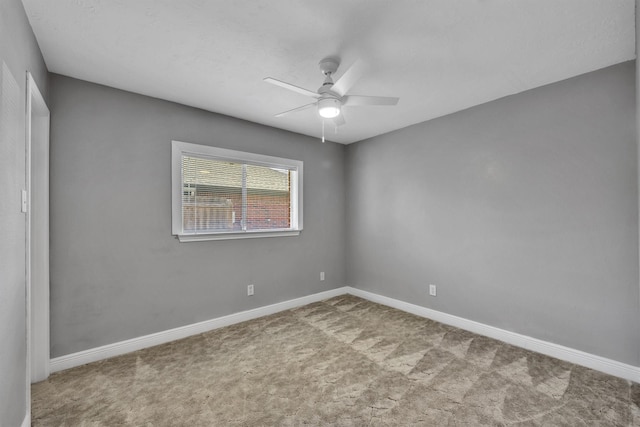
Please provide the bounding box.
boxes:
[51,285,640,383]
[346,287,640,383]
[21,412,30,427]
[50,287,349,373]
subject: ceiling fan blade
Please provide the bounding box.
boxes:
[274,102,317,117]
[331,59,365,97]
[343,95,399,106]
[264,77,320,99]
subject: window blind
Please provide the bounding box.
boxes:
[182,155,293,234]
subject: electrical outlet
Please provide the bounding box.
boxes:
[429,284,437,297]
[320,271,325,281]
[247,284,254,296]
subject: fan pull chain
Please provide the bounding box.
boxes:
[321,120,325,143]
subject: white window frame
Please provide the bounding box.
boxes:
[171,140,303,242]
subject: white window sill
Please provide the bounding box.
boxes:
[176,229,301,242]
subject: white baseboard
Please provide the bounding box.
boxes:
[346,287,640,383]
[50,287,349,373]
[50,285,640,383]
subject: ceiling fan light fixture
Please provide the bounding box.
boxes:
[317,97,341,118]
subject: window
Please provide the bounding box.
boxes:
[172,141,303,241]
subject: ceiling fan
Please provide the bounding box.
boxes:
[264,57,399,127]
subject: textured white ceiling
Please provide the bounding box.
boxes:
[21,0,635,144]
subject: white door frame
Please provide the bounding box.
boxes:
[25,71,50,387]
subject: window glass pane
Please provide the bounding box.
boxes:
[245,164,291,230]
[173,141,301,240]
[182,156,242,232]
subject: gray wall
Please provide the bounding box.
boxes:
[50,62,640,366]
[346,61,640,366]
[49,74,346,357]
[0,0,48,425]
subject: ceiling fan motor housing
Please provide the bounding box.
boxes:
[318,57,341,94]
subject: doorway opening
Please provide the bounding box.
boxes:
[26,72,50,384]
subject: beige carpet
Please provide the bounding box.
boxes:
[32,295,639,426]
